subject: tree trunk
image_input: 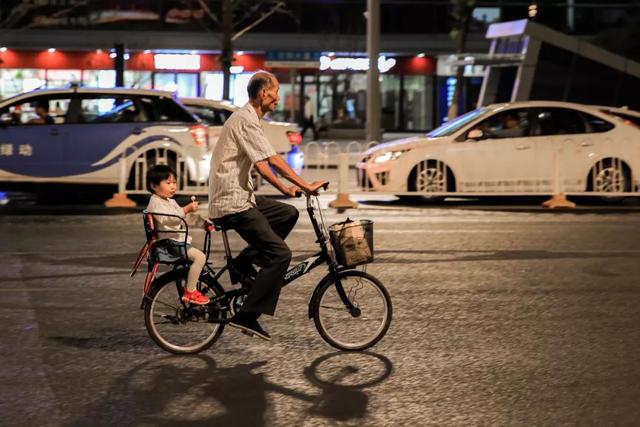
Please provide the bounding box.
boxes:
[114,43,125,88]
[221,0,233,100]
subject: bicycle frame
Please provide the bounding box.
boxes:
[213,195,338,285]
[211,195,358,315]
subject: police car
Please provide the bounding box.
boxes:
[0,88,208,196]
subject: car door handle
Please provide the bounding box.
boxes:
[580,142,593,147]
[49,128,59,136]
[516,144,531,150]
[131,128,145,135]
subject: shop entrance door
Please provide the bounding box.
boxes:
[153,72,199,98]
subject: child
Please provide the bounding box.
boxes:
[146,165,209,305]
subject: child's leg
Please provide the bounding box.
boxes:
[185,247,206,292]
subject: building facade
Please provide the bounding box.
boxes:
[1,0,638,132]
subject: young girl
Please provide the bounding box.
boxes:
[146,165,209,305]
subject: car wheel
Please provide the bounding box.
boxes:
[586,158,631,202]
[406,160,455,201]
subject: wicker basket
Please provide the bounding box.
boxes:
[328,219,374,267]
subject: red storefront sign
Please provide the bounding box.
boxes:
[0,49,435,75]
[0,50,266,72]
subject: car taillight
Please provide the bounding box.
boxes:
[287,131,302,145]
[190,125,208,147]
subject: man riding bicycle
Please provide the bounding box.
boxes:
[209,71,327,341]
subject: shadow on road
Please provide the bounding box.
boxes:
[68,351,393,426]
[361,196,640,214]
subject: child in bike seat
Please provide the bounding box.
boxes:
[146,165,209,305]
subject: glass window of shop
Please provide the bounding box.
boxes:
[231,73,252,106]
[126,71,152,89]
[380,75,400,130]
[199,72,254,107]
[153,72,198,97]
[46,69,81,88]
[403,75,433,131]
[268,71,297,123]
[202,72,224,100]
[316,72,433,132]
[83,70,116,88]
[318,73,367,129]
[0,69,46,99]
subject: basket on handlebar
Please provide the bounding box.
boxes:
[328,219,374,267]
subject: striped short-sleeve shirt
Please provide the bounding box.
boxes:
[208,102,276,219]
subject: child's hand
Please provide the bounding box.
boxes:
[185,196,199,213]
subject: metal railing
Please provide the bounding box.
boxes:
[115,139,640,204]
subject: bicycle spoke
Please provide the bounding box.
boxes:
[315,272,391,351]
[145,279,225,354]
[319,304,348,312]
[154,299,181,311]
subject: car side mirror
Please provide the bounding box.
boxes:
[467,129,484,140]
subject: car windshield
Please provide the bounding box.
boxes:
[427,108,489,137]
[600,109,640,128]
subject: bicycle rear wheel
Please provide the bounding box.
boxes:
[144,274,226,354]
[313,270,392,351]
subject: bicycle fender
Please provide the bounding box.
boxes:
[307,267,354,319]
[140,268,187,310]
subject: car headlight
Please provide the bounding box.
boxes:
[373,150,409,163]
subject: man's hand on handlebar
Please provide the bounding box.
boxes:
[285,185,302,198]
[284,181,329,198]
[306,181,329,195]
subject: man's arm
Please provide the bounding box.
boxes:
[254,155,326,197]
[254,157,296,196]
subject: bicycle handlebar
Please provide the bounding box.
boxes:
[296,181,330,198]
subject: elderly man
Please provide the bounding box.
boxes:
[209,71,327,341]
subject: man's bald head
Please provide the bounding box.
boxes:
[247,71,276,100]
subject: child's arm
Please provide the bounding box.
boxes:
[182,196,199,215]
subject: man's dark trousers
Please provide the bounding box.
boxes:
[213,196,299,316]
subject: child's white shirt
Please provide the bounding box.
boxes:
[146,194,192,244]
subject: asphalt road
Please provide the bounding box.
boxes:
[2,197,640,426]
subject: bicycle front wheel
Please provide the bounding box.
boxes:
[313,270,392,351]
[144,274,226,354]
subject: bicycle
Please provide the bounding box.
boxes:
[131,187,392,354]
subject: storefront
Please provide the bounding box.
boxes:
[0,49,263,101]
[268,54,437,133]
[0,48,438,131]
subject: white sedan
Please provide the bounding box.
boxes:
[180,97,304,173]
[357,101,640,197]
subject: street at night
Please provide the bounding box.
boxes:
[3,0,640,425]
[2,198,640,426]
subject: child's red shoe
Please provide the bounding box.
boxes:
[182,289,210,305]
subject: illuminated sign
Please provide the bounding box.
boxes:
[154,54,201,70]
[265,51,321,68]
[319,55,396,73]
